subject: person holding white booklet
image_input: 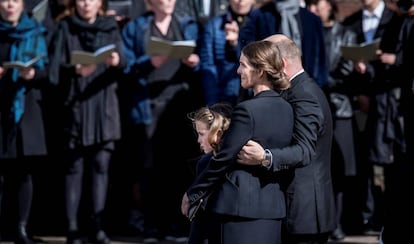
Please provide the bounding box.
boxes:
[121,0,201,241]
[48,0,125,243]
[0,0,49,243]
[70,43,116,65]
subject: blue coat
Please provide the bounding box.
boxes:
[0,13,49,158]
[121,12,199,125]
[198,11,244,106]
[239,2,328,88]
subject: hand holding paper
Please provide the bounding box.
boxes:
[70,44,116,65]
[340,39,381,62]
[2,55,43,70]
[146,37,196,59]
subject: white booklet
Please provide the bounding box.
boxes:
[2,55,43,69]
[340,39,381,62]
[146,36,196,59]
[70,44,116,65]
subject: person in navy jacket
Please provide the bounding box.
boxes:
[198,0,255,106]
[121,0,201,240]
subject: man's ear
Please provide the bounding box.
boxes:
[282,58,289,72]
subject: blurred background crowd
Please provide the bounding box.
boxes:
[0,0,413,243]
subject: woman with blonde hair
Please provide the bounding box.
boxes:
[186,102,233,244]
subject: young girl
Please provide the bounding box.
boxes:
[186,102,232,244]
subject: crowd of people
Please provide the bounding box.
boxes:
[0,0,413,243]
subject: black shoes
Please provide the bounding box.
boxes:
[143,228,160,243]
[330,227,346,241]
[15,226,36,244]
[15,236,36,244]
[91,230,110,244]
[66,231,84,244]
[361,219,380,235]
[66,237,84,244]
[90,212,110,244]
[66,230,110,244]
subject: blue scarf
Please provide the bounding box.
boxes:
[0,13,47,123]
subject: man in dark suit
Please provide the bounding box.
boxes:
[239,0,328,88]
[377,2,414,242]
[237,34,335,244]
[342,0,405,233]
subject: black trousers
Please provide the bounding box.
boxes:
[208,214,282,244]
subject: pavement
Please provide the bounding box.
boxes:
[328,234,380,244]
[0,233,380,244]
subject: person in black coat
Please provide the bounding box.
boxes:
[186,102,233,244]
[342,0,405,232]
[0,0,49,242]
[378,2,414,242]
[182,40,294,244]
[47,0,125,242]
[306,0,358,239]
[237,34,335,244]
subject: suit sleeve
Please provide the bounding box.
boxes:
[269,87,322,170]
[187,105,252,204]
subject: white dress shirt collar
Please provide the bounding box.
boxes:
[289,69,305,81]
[362,1,384,41]
[363,1,385,19]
